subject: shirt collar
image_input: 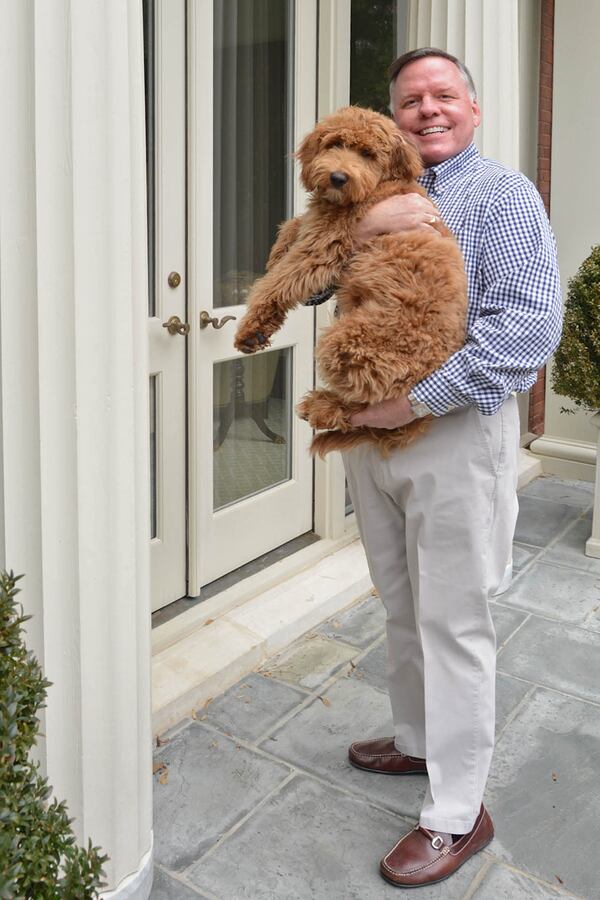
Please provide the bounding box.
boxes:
[417,143,480,194]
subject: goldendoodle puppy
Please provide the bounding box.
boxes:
[233,106,467,456]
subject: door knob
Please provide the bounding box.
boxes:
[162,315,190,336]
[199,311,237,330]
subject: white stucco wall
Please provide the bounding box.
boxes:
[533,0,600,476]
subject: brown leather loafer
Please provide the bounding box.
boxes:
[380,805,494,888]
[348,737,427,775]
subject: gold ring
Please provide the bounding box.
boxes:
[428,214,438,224]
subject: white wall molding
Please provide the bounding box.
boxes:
[0,1,153,894]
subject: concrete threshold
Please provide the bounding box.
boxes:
[151,449,541,736]
[152,531,372,735]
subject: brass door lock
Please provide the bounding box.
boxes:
[162,315,190,336]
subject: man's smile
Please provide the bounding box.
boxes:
[417,126,450,135]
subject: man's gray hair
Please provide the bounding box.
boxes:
[388,47,477,103]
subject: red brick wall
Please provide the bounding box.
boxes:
[529,0,555,435]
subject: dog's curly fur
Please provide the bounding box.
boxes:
[233,106,468,456]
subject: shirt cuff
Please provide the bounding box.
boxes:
[410,369,469,417]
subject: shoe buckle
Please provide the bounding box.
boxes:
[431,835,444,850]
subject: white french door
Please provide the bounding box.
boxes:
[188,0,317,591]
[147,0,318,610]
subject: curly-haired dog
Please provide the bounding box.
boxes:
[233,106,468,456]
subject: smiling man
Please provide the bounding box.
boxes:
[343,49,563,888]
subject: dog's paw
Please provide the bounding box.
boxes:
[296,390,354,431]
[233,330,270,354]
[296,395,312,421]
[234,318,273,354]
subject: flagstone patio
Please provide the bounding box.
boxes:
[150,475,599,900]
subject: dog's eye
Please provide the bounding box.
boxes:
[329,139,343,149]
[360,148,375,159]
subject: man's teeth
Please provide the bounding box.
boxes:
[419,127,449,135]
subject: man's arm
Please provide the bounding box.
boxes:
[353,179,562,428]
[411,180,562,417]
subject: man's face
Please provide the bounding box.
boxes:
[390,56,481,167]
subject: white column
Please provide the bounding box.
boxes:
[0,2,153,897]
[407,0,521,169]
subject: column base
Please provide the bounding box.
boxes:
[586,537,600,559]
[100,834,153,900]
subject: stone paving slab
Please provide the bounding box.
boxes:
[200,673,307,743]
[316,593,386,648]
[540,512,600,576]
[513,496,581,548]
[495,673,532,736]
[153,723,291,871]
[150,867,206,899]
[500,561,600,628]
[485,687,600,899]
[348,639,387,693]
[490,602,528,647]
[518,475,593,510]
[470,863,575,898]
[185,775,486,900]
[512,542,541,572]
[261,634,357,691]
[260,675,426,820]
[497,615,600,704]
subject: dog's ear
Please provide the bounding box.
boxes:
[389,131,423,182]
[295,127,323,191]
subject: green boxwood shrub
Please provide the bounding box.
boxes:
[0,571,108,899]
[552,244,600,412]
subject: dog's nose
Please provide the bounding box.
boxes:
[330,171,348,188]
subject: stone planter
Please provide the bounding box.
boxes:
[586,412,600,558]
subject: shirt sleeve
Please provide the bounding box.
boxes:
[411,179,563,416]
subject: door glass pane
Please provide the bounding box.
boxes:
[143,0,156,316]
[213,349,292,510]
[213,0,292,308]
[350,0,400,113]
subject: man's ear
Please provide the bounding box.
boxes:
[295,126,323,191]
[389,131,423,182]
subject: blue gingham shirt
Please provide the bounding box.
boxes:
[411,143,562,416]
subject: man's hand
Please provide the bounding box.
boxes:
[355,193,441,244]
[350,396,415,429]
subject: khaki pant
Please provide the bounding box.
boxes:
[343,397,520,833]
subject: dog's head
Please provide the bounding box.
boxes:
[296,106,422,205]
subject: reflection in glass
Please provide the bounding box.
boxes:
[213,0,292,308]
[350,0,401,113]
[150,374,158,538]
[143,0,156,316]
[213,349,292,510]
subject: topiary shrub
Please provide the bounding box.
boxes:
[552,244,600,412]
[0,570,108,899]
